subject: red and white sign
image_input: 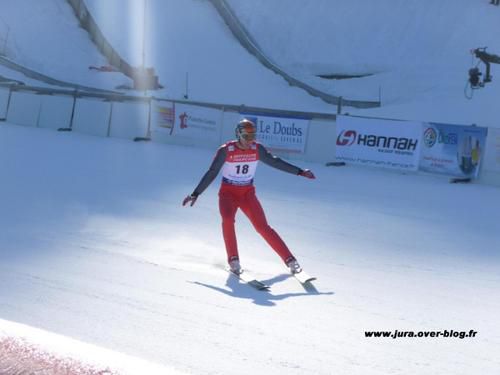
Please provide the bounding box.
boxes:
[152,101,221,141]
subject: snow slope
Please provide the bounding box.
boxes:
[1,123,499,374]
[0,0,130,89]
[2,0,500,125]
[227,0,500,127]
[84,0,336,112]
[83,0,500,126]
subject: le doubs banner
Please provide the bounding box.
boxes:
[420,122,488,178]
[336,115,421,171]
[240,113,309,153]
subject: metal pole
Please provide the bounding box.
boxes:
[68,90,77,130]
[36,99,42,127]
[4,85,13,120]
[146,97,152,138]
[106,101,114,137]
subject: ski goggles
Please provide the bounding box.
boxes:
[240,131,256,141]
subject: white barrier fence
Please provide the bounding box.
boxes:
[0,87,10,120]
[0,85,499,186]
[482,127,500,185]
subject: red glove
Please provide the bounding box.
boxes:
[299,169,316,179]
[182,194,198,207]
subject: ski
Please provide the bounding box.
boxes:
[227,269,270,291]
[292,270,316,284]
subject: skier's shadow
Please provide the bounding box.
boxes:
[191,274,334,307]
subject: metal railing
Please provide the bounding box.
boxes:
[0,82,337,122]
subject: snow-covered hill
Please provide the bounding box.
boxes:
[1,121,499,374]
[86,0,500,126]
[0,0,131,90]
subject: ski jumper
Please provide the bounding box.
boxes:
[192,141,303,264]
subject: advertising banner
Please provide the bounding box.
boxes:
[151,100,175,135]
[240,113,309,153]
[152,101,221,141]
[335,115,421,171]
[420,122,488,178]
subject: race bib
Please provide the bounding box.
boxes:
[221,142,259,185]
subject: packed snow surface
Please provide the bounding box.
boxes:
[1,123,499,374]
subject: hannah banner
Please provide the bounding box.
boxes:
[336,115,421,171]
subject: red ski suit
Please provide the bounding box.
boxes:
[192,140,303,264]
[219,184,292,263]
